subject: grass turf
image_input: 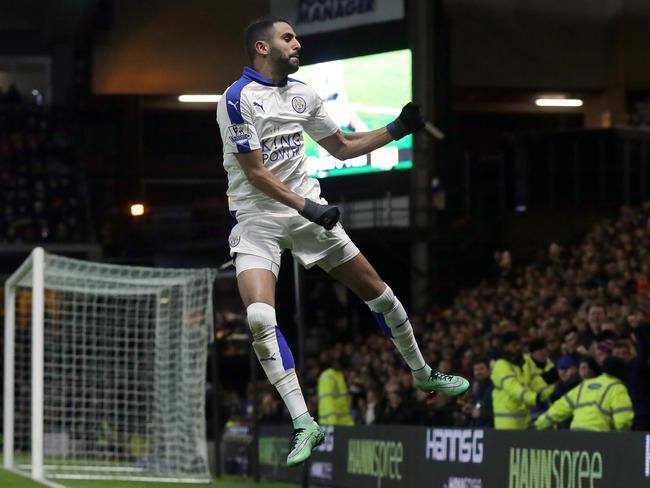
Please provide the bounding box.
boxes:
[0,470,299,488]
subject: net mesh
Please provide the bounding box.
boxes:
[8,252,216,482]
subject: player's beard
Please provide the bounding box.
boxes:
[269,46,300,76]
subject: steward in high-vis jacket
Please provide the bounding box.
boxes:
[523,339,557,400]
[535,357,634,431]
[491,332,550,429]
[318,365,354,426]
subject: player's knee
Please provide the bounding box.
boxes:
[246,302,276,341]
[367,285,409,332]
[368,284,397,313]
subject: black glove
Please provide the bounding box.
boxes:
[299,198,340,230]
[386,102,425,140]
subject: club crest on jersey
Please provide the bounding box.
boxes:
[228,232,241,247]
[227,124,252,144]
[291,96,307,113]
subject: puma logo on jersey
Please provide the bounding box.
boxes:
[253,101,264,112]
[227,100,240,110]
[260,353,277,362]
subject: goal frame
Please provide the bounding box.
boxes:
[4,247,45,480]
[3,247,213,484]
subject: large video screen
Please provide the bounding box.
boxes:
[297,49,412,178]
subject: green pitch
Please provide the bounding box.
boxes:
[0,470,298,488]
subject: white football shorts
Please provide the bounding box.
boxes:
[228,205,360,277]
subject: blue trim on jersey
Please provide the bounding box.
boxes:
[243,66,301,87]
[241,67,306,87]
[229,210,238,227]
[225,76,254,152]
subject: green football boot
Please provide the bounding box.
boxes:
[286,422,325,467]
[414,368,470,396]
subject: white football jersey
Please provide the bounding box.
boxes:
[217,66,339,213]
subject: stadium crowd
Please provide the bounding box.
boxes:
[225,201,650,432]
[0,98,87,244]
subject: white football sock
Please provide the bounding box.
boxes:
[247,303,309,420]
[365,284,426,371]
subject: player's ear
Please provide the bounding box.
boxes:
[255,40,269,57]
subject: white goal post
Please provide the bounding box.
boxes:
[3,248,217,483]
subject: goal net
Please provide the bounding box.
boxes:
[3,248,217,483]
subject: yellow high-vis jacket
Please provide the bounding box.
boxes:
[523,353,555,401]
[535,373,634,431]
[491,357,542,429]
[318,368,354,426]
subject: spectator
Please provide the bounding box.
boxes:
[491,332,548,430]
[418,391,458,427]
[578,356,600,380]
[535,357,634,432]
[594,331,617,365]
[523,339,557,401]
[362,388,384,425]
[550,356,581,402]
[382,388,418,425]
[461,357,494,427]
[561,328,580,358]
[317,351,354,426]
[548,356,581,429]
[619,313,650,430]
[578,304,606,349]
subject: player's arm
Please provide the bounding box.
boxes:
[235,149,305,211]
[220,99,306,211]
[317,102,425,160]
[317,127,392,160]
[235,150,340,230]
